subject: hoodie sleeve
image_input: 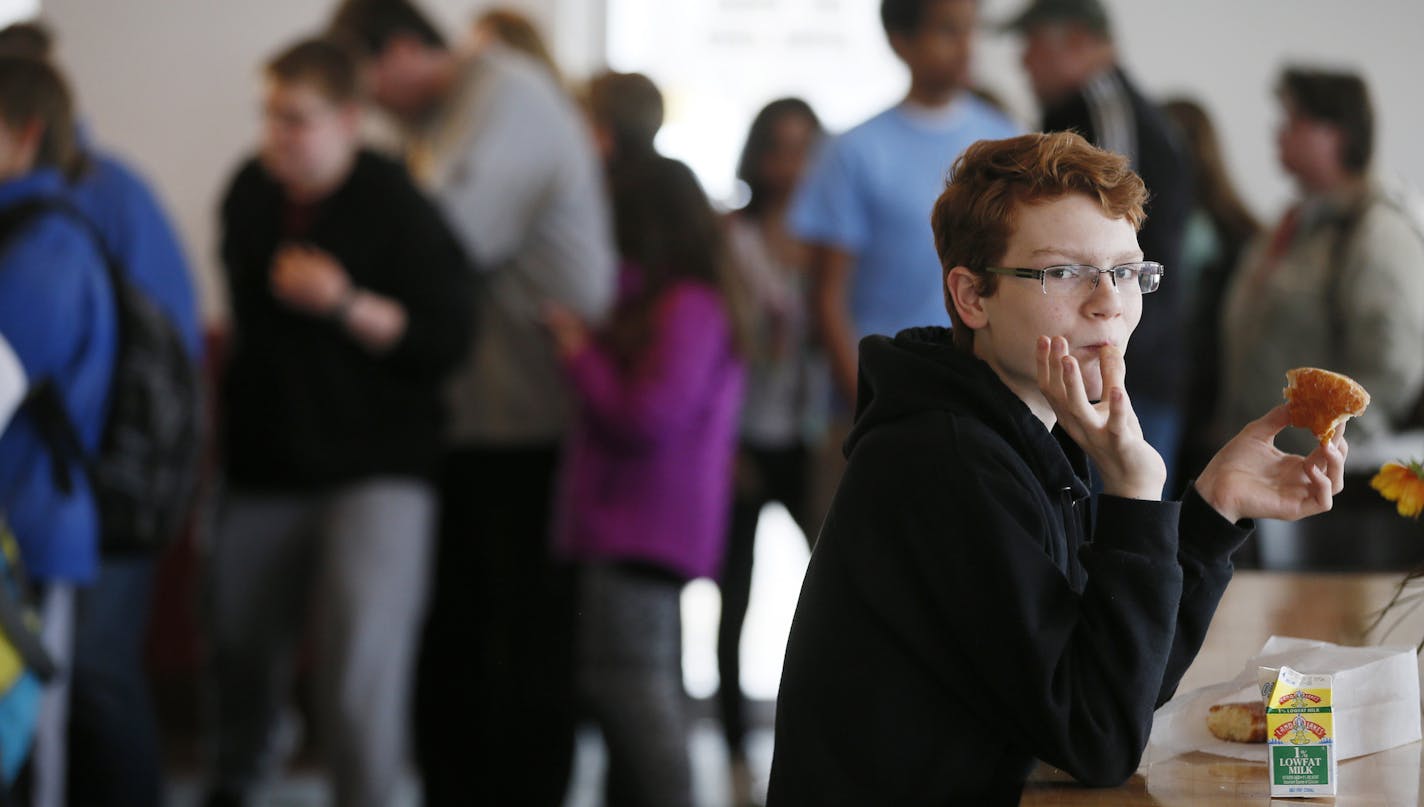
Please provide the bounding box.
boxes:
[1156,484,1253,705]
[834,418,1187,787]
[371,162,475,381]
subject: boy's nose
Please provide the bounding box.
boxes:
[1084,271,1123,316]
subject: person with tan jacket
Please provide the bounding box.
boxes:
[1219,67,1424,465]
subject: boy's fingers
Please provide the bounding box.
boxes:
[1105,385,1133,437]
[1036,336,1054,396]
[1060,355,1094,420]
[1044,337,1070,404]
[1325,442,1346,494]
[1251,403,1293,438]
[1308,462,1333,512]
[1098,344,1126,397]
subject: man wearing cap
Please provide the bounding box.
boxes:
[1006,0,1193,491]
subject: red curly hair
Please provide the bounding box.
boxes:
[931,131,1148,351]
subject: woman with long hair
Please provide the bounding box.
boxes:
[544,73,747,807]
[716,96,824,804]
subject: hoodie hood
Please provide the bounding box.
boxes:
[846,326,1090,501]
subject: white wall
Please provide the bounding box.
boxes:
[38,0,1424,325]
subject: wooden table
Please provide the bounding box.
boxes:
[1020,571,1424,805]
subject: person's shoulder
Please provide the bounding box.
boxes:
[1363,189,1424,233]
[479,46,575,117]
[849,408,1019,483]
[221,155,272,201]
[959,94,1020,134]
[482,45,552,86]
[805,106,908,183]
[0,202,106,302]
[1358,192,1424,258]
[79,150,148,193]
[834,105,910,148]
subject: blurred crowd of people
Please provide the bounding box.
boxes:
[0,0,1420,806]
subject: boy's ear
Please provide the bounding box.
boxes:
[947,266,988,330]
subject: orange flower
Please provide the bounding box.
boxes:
[1372,461,1424,519]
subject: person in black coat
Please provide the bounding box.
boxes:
[766,132,1346,805]
[1005,0,1194,492]
[205,38,472,807]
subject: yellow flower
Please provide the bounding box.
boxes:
[1372,461,1424,519]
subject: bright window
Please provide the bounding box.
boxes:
[606,0,905,206]
[0,0,37,28]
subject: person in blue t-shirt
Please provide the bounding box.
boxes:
[789,0,1019,529]
[0,55,117,807]
[0,22,204,807]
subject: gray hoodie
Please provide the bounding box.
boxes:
[412,45,616,445]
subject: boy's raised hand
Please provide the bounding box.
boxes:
[1036,335,1166,501]
[1195,404,1346,524]
[270,243,351,317]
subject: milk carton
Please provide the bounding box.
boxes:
[1266,665,1335,797]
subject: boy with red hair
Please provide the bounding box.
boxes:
[768,132,1348,804]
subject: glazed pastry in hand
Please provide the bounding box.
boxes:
[1283,367,1370,446]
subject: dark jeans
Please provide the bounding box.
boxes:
[717,443,809,757]
[414,445,576,807]
[576,562,691,807]
[67,555,162,807]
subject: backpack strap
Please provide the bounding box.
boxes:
[0,199,58,259]
[19,381,90,496]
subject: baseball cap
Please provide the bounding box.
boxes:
[1002,0,1112,36]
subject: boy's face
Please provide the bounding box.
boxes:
[261,78,359,193]
[0,117,39,182]
[364,36,435,120]
[1276,99,1346,192]
[1020,23,1096,107]
[758,114,818,199]
[967,192,1143,405]
[890,0,976,95]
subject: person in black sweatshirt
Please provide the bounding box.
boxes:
[204,38,471,807]
[766,131,1347,805]
[1005,0,1193,494]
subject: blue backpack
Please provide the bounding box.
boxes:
[1,197,202,556]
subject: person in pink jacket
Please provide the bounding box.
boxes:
[544,72,747,807]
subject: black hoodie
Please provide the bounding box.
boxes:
[219,151,474,489]
[766,327,1249,805]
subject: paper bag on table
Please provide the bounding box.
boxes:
[1144,635,1420,764]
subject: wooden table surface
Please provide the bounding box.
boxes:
[1020,571,1424,805]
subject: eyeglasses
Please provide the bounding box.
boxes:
[982,262,1164,297]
